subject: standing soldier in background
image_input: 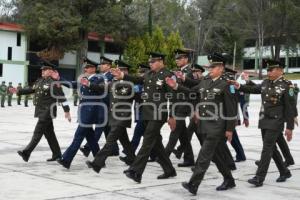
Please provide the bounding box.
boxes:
[16,61,71,162]
[7,82,14,106]
[73,89,78,106]
[17,83,22,105]
[294,83,299,103]
[0,81,7,107]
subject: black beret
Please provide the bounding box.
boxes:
[40,60,57,70]
[192,64,205,73]
[149,52,166,60]
[266,59,285,70]
[100,56,113,65]
[207,53,226,66]
[82,57,98,68]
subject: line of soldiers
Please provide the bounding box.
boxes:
[0,81,30,107]
[14,49,298,196]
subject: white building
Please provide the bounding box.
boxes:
[0,22,29,86]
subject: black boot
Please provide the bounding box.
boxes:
[46,155,61,162]
[119,156,134,165]
[248,176,263,187]
[172,149,182,159]
[79,147,90,157]
[57,159,71,169]
[284,160,295,167]
[216,178,236,191]
[182,182,198,195]
[276,170,292,182]
[255,160,260,166]
[125,170,142,183]
[85,161,101,173]
[17,150,29,162]
[157,169,177,179]
[178,161,195,167]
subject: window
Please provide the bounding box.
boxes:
[243,59,255,69]
[0,63,3,77]
[7,47,12,60]
[17,33,21,46]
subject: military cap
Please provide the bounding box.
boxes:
[266,59,285,70]
[207,53,226,67]
[174,48,193,59]
[9,82,12,84]
[138,63,150,70]
[192,63,205,73]
[115,60,132,69]
[100,56,113,65]
[82,57,98,68]
[40,60,56,70]
[149,52,166,61]
[18,83,21,85]
[1,81,5,84]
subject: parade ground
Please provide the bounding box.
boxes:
[0,98,300,200]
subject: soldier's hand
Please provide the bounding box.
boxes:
[111,68,124,80]
[80,78,89,86]
[175,71,185,81]
[243,119,249,127]
[227,80,240,89]
[165,77,177,89]
[65,112,71,122]
[241,72,249,81]
[225,131,233,143]
[168,117,176,131]
[51,70,60,80]
[285,129,293,142]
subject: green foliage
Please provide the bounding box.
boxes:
[123,26,183,73]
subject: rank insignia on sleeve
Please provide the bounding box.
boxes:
[289,88,294,96]
[229,85,235,94]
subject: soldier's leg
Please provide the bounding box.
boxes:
[62,126,91,164]
[131,120,145,152]
[1,95,5,107]
[165,119,185,156]
[84,128,100,156]
[272,144,290,176]
[23,119,46,156]
[152,134,175,174]
[83,126,104,152]
[93,126,125,167]
[277,133,294,165]
[256,129,282,181]
[176,120,196,155]
[44,120,62,158]
[104,124,119,155]
[118,129,135,162]
[223,141,236,170]
[8,95,12,106]
[129,121,164,175]
[230,129,246,161]
[24,96,28,107]
[189,134,221,187]
[17,95,21,105]
[179,125,195,164]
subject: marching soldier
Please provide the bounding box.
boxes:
[16,61,71,162]
[80,56,119,158]
[57,58,103,169]
[165,48,195,167]
[232,59,294,187]
[166,53,237,195]
[86,60,136,173]
[0,81,7,107]
[7,82,14,106]
[112,52,177,183]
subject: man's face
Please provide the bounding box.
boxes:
[100,64,111,73]
[119,67,128,75]
[84,66,96,74]
[149,59,163,72]
[193,71,203,79]
[41,69,53,78]
[175,56,188,68]
[208,65,223,78]
[267,67,283,80]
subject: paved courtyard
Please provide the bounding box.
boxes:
[0,98,299,200]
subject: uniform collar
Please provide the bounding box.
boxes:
[180,64,189,71]
[212,76,221,82]
[273,76,283,83]
[88,73,96,80]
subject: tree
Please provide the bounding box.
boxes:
[123,26,183,72]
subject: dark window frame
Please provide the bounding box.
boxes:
[0,63,3,77]
[7,47,12,60]
[17,33,21,46]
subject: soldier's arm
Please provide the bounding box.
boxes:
[17,88,35,96]
[184,77,201,88]
[224,85,238,132]
[52,84,70,113]
[284,85,295,130]
[89,83,107,94]
[238,81,262,94]
[123,74,144,85]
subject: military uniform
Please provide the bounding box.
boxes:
[17,83,22,105]
[239,60,294,186]
[178,53,237,195]
[87,61,136,172]
[73,89,78,106]
[23,83,30,107]
[7,82,13,106]
[17,62,70,162]
[58,58,103,169]
[0,81,7,107]
[124,52,176,183]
